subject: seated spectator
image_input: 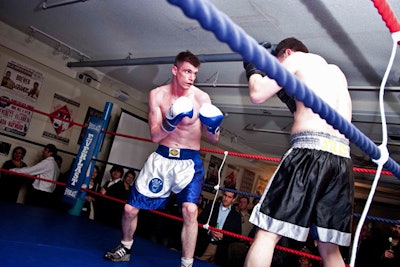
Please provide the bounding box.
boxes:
[354,221,380,267]
[81,165,101,219]
[95,165,127,227]
[122,169,136,193]
[236,195,252,237]
[0,146,28,202]
[298,247,317,267]
[195,190,242,266]
[377,221,400,267]
[10,144,59,208]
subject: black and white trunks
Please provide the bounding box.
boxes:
[250,131,353,246]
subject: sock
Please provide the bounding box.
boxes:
[181,257,193,267]
[121,240,133,250]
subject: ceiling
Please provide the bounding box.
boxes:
[0,0,400,203]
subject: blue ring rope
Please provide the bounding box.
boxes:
[167,0,400,179]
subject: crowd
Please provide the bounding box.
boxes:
[0,143,136,227]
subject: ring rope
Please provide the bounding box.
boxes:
[203,150,228,230]
[0,96,396,177]
[372,0,400,34]
[166,0,400,179]
[0,165,395,267]
[350,28,400,267]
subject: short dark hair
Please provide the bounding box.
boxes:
[124,169,136,180]
[110,165,124,177]
[13,146,26,157]
[273,37,309,58]
[44,144,57,156]
[174,50,200,68]
[239,195,250,204]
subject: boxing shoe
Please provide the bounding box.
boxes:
[161,96,194,132]
[104,243,131,262]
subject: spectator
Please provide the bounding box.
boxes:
[10,144,59,208]
[0,146,28,202]
[95,165,127,227]
[298,247,317,267]
[225,195,253,267]
[81,165,101,219]
[354,221,381,267]
[122,169,136,192]
[376,221,400,267]
[236,195,252,237]
[195,190,242,266]
[198,194,206,215]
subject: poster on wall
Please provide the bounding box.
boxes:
[204,155,223,192]
[223,164,240,189]
[42,93,80,145]
[255,174,270,196]
[240,168,255,193]
[1,60,43,103]
[0,60,43,136]
[0,97,33,136]
[78,107,103,145]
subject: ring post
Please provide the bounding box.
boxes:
[66,102,113,216]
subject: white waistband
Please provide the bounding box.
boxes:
[290,132,350,158]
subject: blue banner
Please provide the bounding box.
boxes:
[63,116,103,205]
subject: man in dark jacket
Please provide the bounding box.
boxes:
[195,190,242,266]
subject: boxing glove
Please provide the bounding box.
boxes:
[161,96,194,132]
[199,103,224,134]
[243,41,272,80]
[277,89,296,114]
[243,61,266,80]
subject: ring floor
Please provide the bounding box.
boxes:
[0,201,216,266]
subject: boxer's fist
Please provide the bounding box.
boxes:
[161,96,193,132]
[199,103,224,134]
[243,61,266,80]
[243,41,272,80]
[277,89,296,113]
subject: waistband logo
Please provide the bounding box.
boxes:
[169,148,180,158]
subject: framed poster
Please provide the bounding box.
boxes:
[78,107,103,145]
[240,168,255,193]
[255,174,270,195]
[223,164,240,189]
[204,155,223,192]
[42,93,80,145]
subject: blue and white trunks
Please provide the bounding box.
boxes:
[250,131,353,246]
[127,145,204,210]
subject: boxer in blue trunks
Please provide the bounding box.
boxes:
[243,38,353,267]
[104,51,224,267]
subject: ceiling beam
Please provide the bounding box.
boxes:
[67,53,243,68]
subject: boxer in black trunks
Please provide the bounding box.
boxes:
[243,38,353,267]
